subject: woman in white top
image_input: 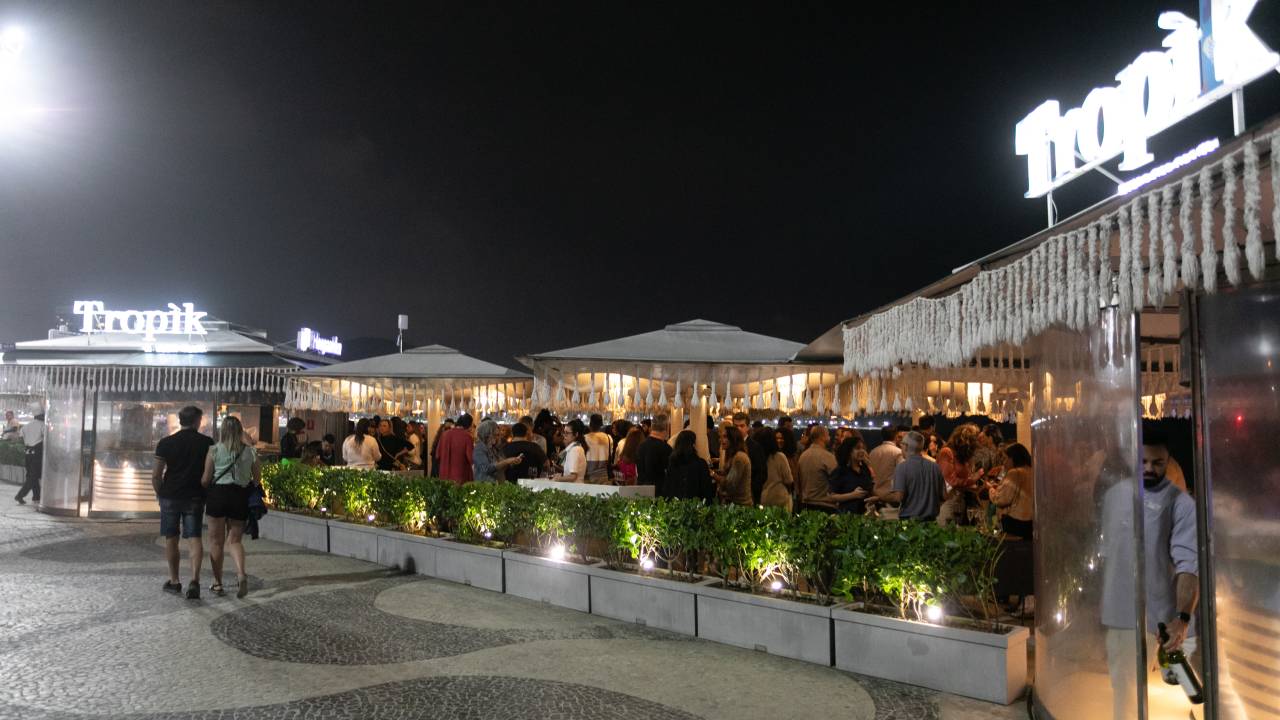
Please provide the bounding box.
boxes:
[342,419,380,468]
[200,415,260,598]
[554,419,589,483]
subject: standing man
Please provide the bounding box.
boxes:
[868,425,905,517]
[636,413,672,494]
[502,422,547,481]
[13,413,45,505]
[151,406,213,599]
[436,413,475,484]
[796,425,838,513]
[884,431,945,522]
[1102,432,1199,719]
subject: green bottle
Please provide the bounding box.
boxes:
[1156,622,1204,704]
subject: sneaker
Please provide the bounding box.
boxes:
[162,581,182,594]
[236,576,249,599]
[13,496,25,505]
[185,582,200,600]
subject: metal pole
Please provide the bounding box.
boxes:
[1188,290,1220,718]
[1046,190,1056,228]
[1231,89,1246,136]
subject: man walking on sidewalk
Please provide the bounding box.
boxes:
[14,413,45,505]
[151,406,213,600]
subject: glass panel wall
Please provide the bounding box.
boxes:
[41,387,85,515]
[90,394,215,515]
[1032,309,1147,719]
[1196,283,1280,720]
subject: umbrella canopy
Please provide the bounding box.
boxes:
[293,345,531,419]
[517,320,843,422]
[298,344,530,381]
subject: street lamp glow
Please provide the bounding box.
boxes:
[0,26,24,59]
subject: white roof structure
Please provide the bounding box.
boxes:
[520,319,804,368]
[293,345,530,419]
[518,320,837,419]
[298,344,529,381]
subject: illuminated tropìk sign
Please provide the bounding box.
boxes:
[297,327,342,356]
[1016,0,1280,198]
[73,301,209,341]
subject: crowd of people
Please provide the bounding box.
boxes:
[298,408,1036,538]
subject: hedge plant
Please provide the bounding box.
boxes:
[260,463,1003,624]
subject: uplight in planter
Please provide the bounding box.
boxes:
[319,506,328,514]
[640,557,655,571]
[769,580,783,592]
[925,604,943,623]
[366,513,376,523]
[548,544,566,562]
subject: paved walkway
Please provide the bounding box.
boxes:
[0,501,1025,720]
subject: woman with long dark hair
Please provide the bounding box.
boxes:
[830,435,875,514]
[342,418,379,469]
[990,442,1033,539]
[756,427,794,510]
[553,418,590,483]
[713,426,752,506]
[614,427,645,485]
[662,430,714,504]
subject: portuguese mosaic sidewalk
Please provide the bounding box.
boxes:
[0,501,1025,720]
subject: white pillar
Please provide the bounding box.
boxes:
[693,396,710,461]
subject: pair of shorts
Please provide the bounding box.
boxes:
[205,483,249,522]
[159,497,205,538]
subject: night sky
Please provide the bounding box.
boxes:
[3,0,1280,364]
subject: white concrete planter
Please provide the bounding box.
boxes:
[429,537,505,592]
[327,521,384,563]
[588,565,710,636]
[376,531,441,577]
[694,582,834,666]
[503,551,595,612]
[832,604,1028,704]
[0,464,24,485]
[257,511,329,552]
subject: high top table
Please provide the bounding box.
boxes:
[517,479,655,498]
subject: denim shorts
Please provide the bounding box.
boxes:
[159,497,205,539]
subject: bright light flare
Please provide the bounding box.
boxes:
[639,557,655,571]
[769,580,783,592]
[548,544,566,562]
[0,27,25,59]
[366,513,376,523]
[925,604,943,623]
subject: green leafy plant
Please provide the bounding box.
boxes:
[257,462,1004,627]
[0,440,25,467]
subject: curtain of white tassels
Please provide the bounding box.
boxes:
[844,127,1280,379]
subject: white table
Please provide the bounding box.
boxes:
[517,479,655,498]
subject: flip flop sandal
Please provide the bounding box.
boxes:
[236,577,249,599]
[210,583,225,596]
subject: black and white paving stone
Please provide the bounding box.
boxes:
[0,502,1018,720]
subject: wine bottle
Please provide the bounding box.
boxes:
[1156,622,1204,704]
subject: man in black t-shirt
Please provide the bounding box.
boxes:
[152,405,214,600]
[502,422,547,482]
[635,413,673,494]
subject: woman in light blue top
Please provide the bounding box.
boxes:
[200,415,260,598]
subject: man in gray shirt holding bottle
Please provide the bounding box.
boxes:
[1101,431,1199,718]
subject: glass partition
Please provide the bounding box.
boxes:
[1195,283,1280,720]
[1032,309,1147,719]
[90,395,215,516]
[41,387,85,515]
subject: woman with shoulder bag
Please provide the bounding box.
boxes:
[201,415,260,598]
